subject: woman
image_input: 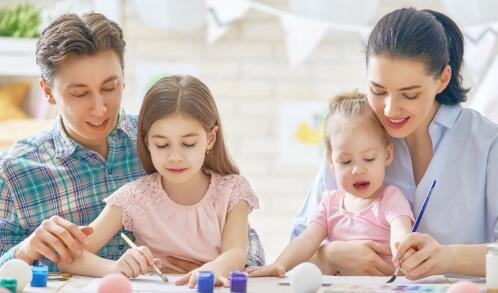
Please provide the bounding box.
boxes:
[293,7,497,279]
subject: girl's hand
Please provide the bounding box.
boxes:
[246,264,286,278]
[175,263,229,288]
[396,232,452,280]
[114,246,161,278]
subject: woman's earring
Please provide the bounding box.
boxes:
[206,149,210,155]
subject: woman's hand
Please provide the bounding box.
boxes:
[246,264,286,278]
[175,262,229,288]
[321,240,394,276]
[113,246,161,278]
[396,232,452,280]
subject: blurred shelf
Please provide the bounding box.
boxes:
[0,37,39,76]
[0,119,54,150]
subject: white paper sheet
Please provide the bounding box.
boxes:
[278,275,449,286]
[321,275,449,285]
[82,275,202,292]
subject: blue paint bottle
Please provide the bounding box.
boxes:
[31,264,48,287]
[197,271,214,293]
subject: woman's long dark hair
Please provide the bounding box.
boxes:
[366,8,469,105]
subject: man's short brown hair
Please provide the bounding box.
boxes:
[35,12,126,84]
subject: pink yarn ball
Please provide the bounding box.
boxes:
[98,273,132,293]
[447,280,480,293]
[0,289,11,293]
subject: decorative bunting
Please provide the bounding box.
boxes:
[206,0,251,44]
[279,14,329,67]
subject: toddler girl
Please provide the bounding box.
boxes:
[248,90,413,277]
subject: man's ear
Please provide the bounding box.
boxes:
[39,78,56,105]
[385,142,394,166]
[436,65,451,94]
[206,125,219,151]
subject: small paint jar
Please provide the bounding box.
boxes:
[487,243,498,292]
[229,271,248,293]
[197,271,214,293]
[31,264,48,287]
[0,278,17,293]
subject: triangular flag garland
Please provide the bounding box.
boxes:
[280,14,329,68]
[206,0,371,67]
[206,0,251,44]
[207,0,498,117]
[207,0,497,71]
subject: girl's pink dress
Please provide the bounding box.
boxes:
[104,171,259,264]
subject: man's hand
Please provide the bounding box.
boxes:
[16,215,93,264]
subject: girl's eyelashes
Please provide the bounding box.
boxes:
[339,160,351,165]
[71,91,88,98]
[102,86,116,93]
[364,157,376,162]
[155,143,197,148]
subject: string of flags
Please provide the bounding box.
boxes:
[206,0,371,67]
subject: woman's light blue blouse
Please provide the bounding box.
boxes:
[292,104,498,245]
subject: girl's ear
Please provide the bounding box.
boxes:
[39,78,56,105]
[385,142,394,166]
[436,64,451,94]
[206,125,219,151]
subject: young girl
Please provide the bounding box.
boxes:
[248,91,413,277]
[58,75,259,287]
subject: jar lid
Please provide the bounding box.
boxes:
[487,243,498,252]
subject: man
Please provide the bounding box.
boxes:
[0,12,264,272]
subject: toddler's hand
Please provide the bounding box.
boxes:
[246,264,286,278]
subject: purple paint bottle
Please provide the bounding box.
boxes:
[229,271,248,293]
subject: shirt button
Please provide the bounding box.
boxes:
[119,245,124,250]
[108,169,113,175]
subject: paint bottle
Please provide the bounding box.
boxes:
[487,243,498,293]
[197,271,214,293]
[0,278,16,293]
[229,271,248,293]
[31,264,48,287]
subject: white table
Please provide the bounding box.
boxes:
[19,274,487,293]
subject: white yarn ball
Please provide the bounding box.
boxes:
[289,262,322,293]
[0,259,32,291]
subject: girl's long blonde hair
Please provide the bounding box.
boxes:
[137,75,239,175]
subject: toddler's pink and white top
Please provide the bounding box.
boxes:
[311,185,414,254]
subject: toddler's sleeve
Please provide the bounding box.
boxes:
[309,191,331,229]
[383,186,415,225]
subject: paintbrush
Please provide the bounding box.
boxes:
[120,232,168,283]
[387,179,436,284]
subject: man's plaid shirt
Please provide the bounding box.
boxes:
[0,113,264,271]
